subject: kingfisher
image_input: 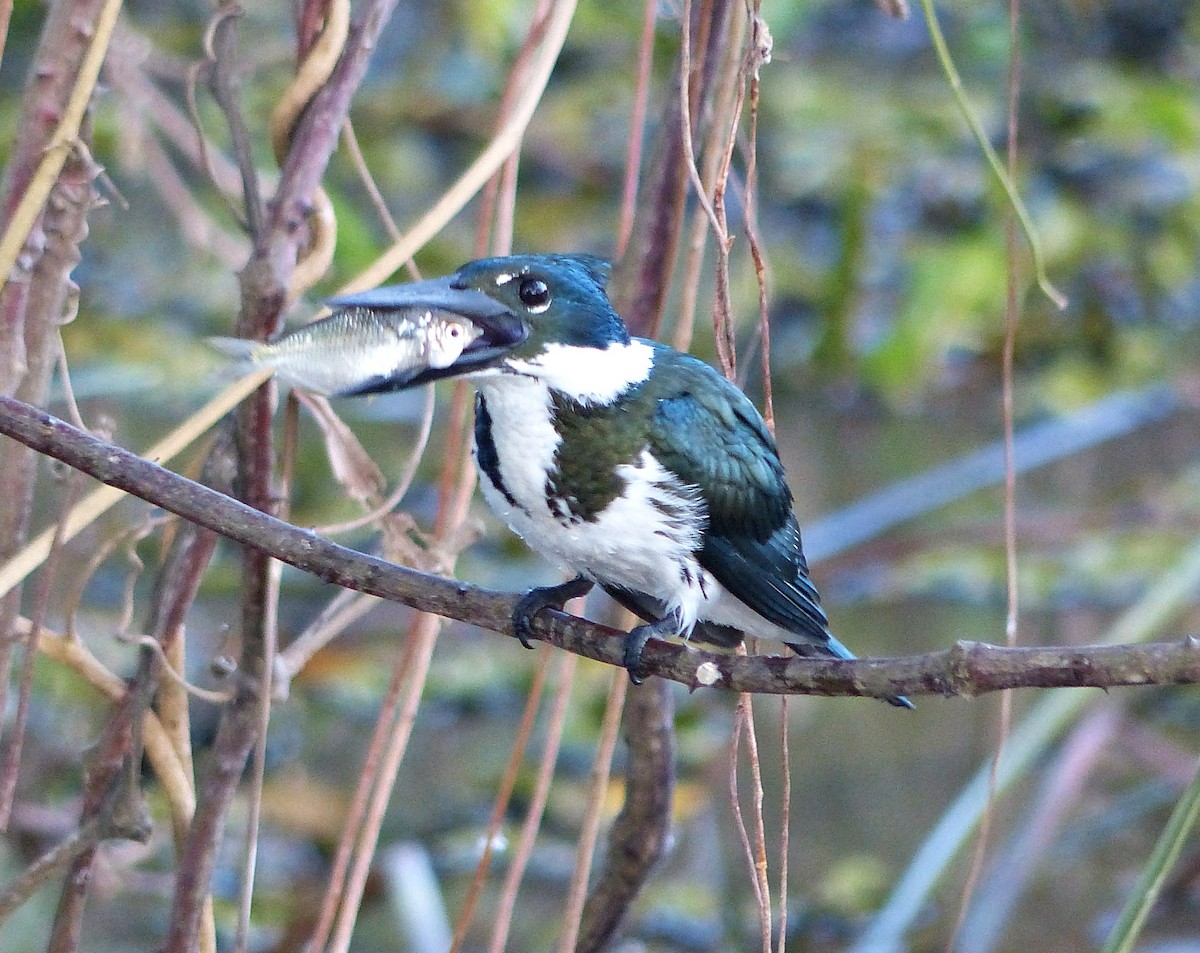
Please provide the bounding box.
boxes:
[331,254,910,707]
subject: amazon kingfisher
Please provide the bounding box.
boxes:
[330,254,910,707]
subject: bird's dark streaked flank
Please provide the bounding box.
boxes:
[331,254,911,708]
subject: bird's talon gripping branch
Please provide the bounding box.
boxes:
[512,575,594,648]
[622,626,652,684]
[622,613,679,684]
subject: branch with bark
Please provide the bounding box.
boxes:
[3,392,1198,702]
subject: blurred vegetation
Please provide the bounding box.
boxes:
[2,1,1200,952]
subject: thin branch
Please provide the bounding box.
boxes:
[615,0,658,259]
[949,5,1026,947]
[341,119,403,242]
[205,5,266,241]
[0,0,121,282]
[303,611,421,953]
[326,612,440,953]
[575,677,673,952]
[268,0,398,258]
[472,0,553,257]
[555,671,628,953]
[775,695,790,953]
[340,0,577,297]
[729,695,764,913]
[0,469,86,826]
[915,0,1064,310]
[740,691,772,953]
[447,647,553,953]
[326,379,477,953]
[3,395,1200,699]
[487,652,575,953]
[48,647,157,953]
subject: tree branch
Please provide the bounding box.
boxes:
[2,393,1199,702]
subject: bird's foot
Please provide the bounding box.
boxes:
[512,575,594,649]
[622,612,682,685]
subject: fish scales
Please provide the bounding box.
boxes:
[208,306,482,396]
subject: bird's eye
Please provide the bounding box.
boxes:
[518,277,551,311]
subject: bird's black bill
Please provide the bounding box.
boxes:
[328,275,528,395]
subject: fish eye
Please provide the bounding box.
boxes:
[518,277,551,311]
[447,324,462,337]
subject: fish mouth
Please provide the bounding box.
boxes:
[327,275,528,393]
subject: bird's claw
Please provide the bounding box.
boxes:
[621,612,681,684]
[622,625,653,684]
[512,575,594,648]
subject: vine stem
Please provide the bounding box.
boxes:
[916,0,1066,311]
[340,0,578,296]
[0,0,123,281]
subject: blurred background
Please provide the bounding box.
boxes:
[2,0,1200,951]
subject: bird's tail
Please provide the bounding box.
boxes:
[784,635,913,710]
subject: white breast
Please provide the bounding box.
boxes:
[470,371,715,636]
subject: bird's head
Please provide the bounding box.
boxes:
[329,254,653,403]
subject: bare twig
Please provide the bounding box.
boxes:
[948,4,1026,948]
[487,652,576,953]
[161,2,404,947]
[0,816,107,925]
[615,0,658,258]
[205,5,266,241]
[0,0,112,764]
[0,0,120,283]
[0,136,102,828]
[729,695,764,915]
[0,367,272,605]
[303,611,422,953]
[325,612,441,953]
[0,468,86,826]
[472,0,552,257]
[556,671,629,953]
[48,648,157,953]
[313,383,436,536]
[326,380,477,953]
[775,696,790,953]
[447,647,553,953]
[739,691,772,953]
[0,761,150,929]
[341,0,576,297]
[341,119,403,242]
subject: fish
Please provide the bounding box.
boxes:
[208,306,484,397]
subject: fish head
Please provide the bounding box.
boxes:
[424,317,484,369]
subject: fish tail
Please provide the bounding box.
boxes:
[206,336,264,364]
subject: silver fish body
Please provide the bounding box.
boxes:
[209,307,483,396]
